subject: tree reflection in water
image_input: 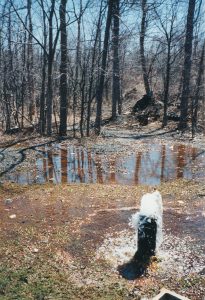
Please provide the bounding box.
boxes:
[7,143,205,185]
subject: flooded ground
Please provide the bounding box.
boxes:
[0,127,205,299]
[2,142,205,185]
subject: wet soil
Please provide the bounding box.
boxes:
[0,180,204,299]
[0,124,205,299]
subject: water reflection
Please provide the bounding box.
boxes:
[6,143,205,185]
[176,144,186,178]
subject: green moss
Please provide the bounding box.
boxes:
[0,265,138,300]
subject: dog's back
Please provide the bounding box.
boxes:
[140,190,163,219]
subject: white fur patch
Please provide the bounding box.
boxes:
[130,190,163,250]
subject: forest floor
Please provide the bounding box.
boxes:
[0,120,205,299]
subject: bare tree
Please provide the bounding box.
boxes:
[59,0,68,136]
[112,0,121,119]
[140,0,151,96]
[39,0,47,135]
[46,0,57,136]
[86,0,104,136]
[72,0,83,137]
[192,39,205,136]
[27,0,34,122]
[154,0,180,127]
[0,0,204,138]
[179,0,196,130]
[95,0,114,135]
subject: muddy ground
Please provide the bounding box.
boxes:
[1,120,205,185]
[0,121,205,299]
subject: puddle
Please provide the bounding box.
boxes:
[3,143,205,185]
[96,229,205,276]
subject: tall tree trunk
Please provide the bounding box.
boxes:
[111,0,120,120]
[46,0,55,136]
[39,52,47,134]
[72,1,82,138]
[5,5,12,131]
[80,64,86,138]
[27,0,34,122]
[95,0,113,135]
[162,40,171,127]
[140,0,151,96]
[86,0,103,137]
[192,40,205,136]
[59,0,68,136]
[179,0,196,130]
[3,68,11,132]
[21,25,27,129]
[39,0,47,134]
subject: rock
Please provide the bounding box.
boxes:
[80,265,86,269]
[49,178,55,182]
[132,95,161,125]
[5,198,13,205]
[132,94,152,113]
[32,248,39,253]
[137,114,149,126]
[5,127,21,135]
[9,214,16,219]
[167,112,180,121]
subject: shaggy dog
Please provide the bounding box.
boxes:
[131,190,163,258]
[118,190,163,279]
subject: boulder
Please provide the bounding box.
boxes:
[132,94,152,113]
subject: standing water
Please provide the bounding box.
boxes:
[4,143,205,185]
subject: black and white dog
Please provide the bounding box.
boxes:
[118,190,163,279]
[131,190,163,260]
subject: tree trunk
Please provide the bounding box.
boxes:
[95,0,113,135]
[72,2,82,138]
[39,53,47,134]
[140,0,151,96]
[59,0,68,136]
[3,69,11,132]
[162,40,171,127]
[80,65,86,138]
[39,0,47,135]
[86,0,103,136]
[27,0,35,122]
[46,0,55,136]
[21,27,27,129]
[179,0,196,130]
[111,0,121,120]
[192,40,205,136]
